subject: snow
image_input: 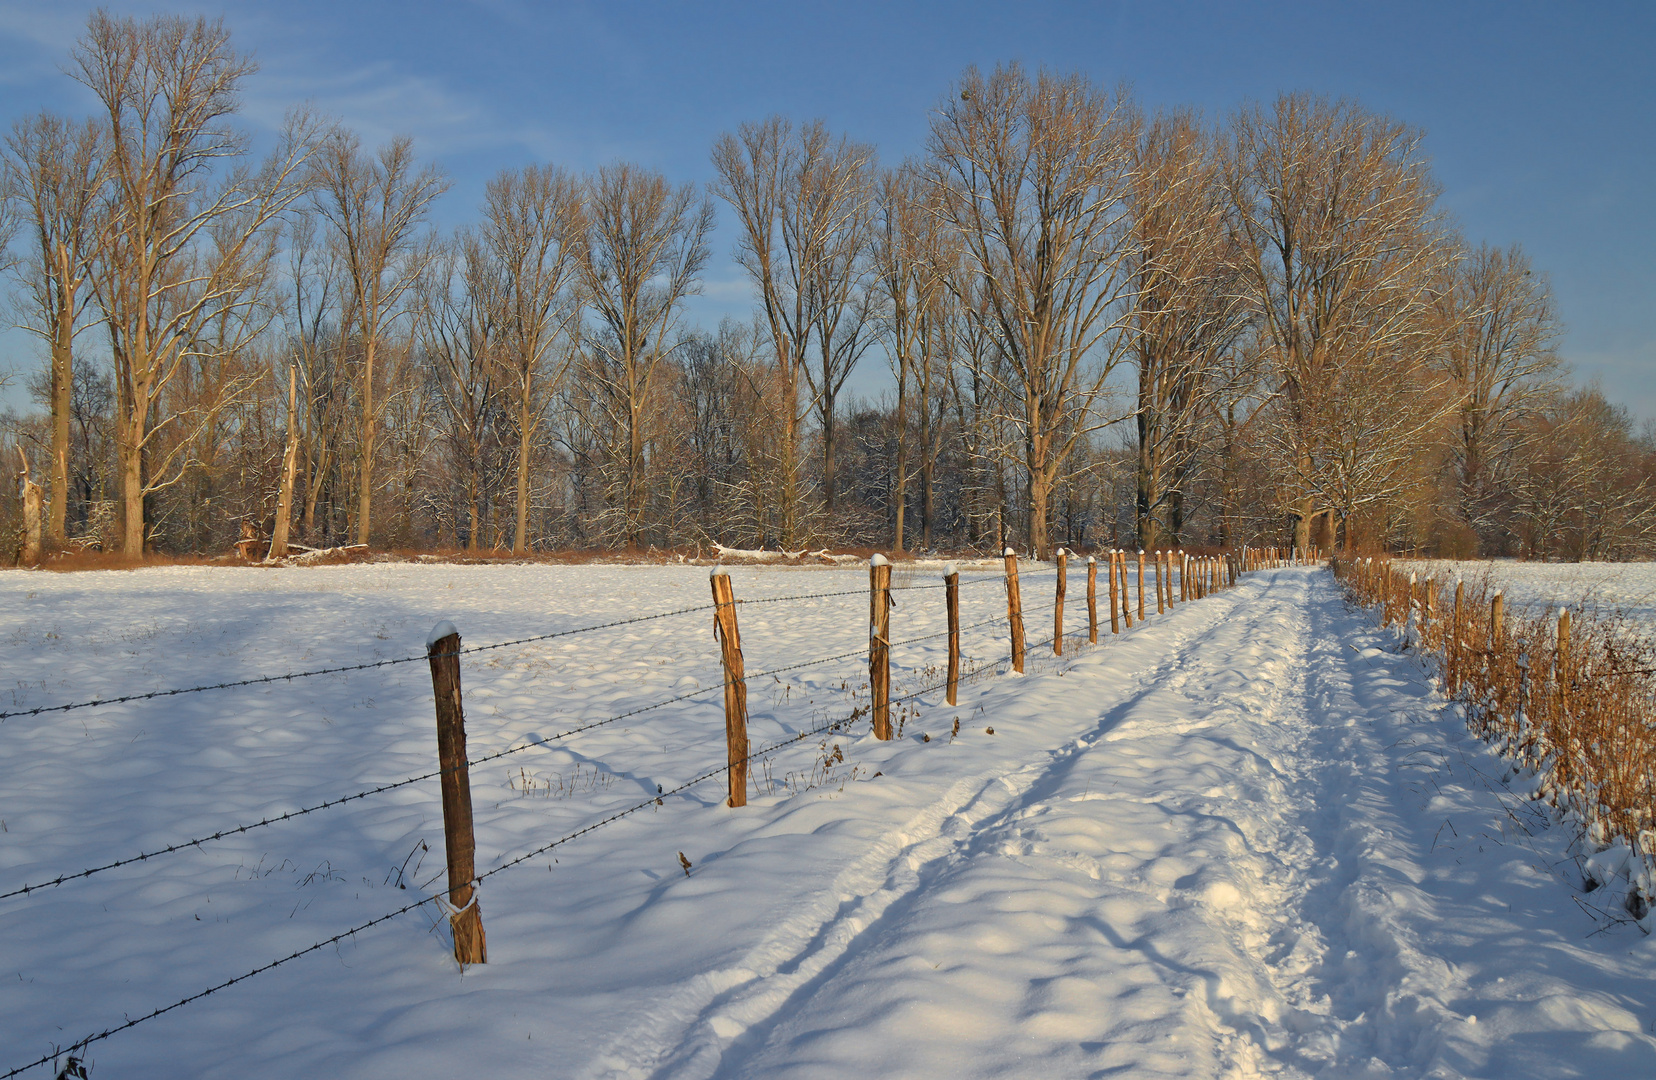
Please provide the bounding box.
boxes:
[425,619,460,648]
[1408,560,1656,632]
[3,563,1656,1077]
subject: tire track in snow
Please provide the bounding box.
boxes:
[575,571,1304,1080]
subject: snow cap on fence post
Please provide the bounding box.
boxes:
[870,552,889,567]
[426,620,459,649]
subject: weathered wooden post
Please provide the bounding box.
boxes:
[1119,551,1134,628]
[1086,555,1099,644]
[1108,551,1121,635]
[1424,579,1437,650]
[1156,551,1166,615]
[1556,607,1572,720]
[710,569,750,803]
[1004,547,1025,673]
[1491,592,1504,652]
[870,554,893,739]
[1054,547,1067,656]
[945,563,961,706]
[426,622,486,965]
[1137,550,1147,622]
[1451,579,1465,693]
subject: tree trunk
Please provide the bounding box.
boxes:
[356,335,377,547]
[119,426,144,556]
[270,364,299,558]
[48,244,73,548]
[514,392,532,553]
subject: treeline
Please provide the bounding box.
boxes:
[2,13,1652,562]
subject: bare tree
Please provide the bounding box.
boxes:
[1126,109,1250,548]
[927,64,1138,558]
[310,131,445,546]
[712,117,876,540]
[72,12,319,555]
[4,113,105,548]
[1435,240,1561,549]
[1226,92,1449,556]
[872,163,948,550]
[422,234,502,550]
[477,164,581,552]
[572,162,712,546]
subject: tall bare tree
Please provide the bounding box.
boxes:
[422,233,502,549]
[4,113,105,548]
[572,162,712,546]
[72,11,318,555]
[1126,109,1250,548]
[1226,92,1448,555]
[1435,240,1561,548]
[927,64,1138,558]
[712,117,876,539]
[478,164,581,552]
[311,131,445,546]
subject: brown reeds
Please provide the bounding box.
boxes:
[1335,555,1656,913]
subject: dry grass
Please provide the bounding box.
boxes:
[1335,555,1656,912]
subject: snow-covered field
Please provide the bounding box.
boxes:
[1407,560,1656,630]
[3,562,1655,1078]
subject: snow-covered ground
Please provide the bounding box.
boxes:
[1407,560,1656,630]
[3,562,1655,1078]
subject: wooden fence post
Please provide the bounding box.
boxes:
[710,569,750,803]
[1119,551,1134,628]
[1137,550,1147,622]
[1054,548,1067,656]
[1004,547,1025,673]
[1450,579,1464,692]
[945,563,961,706]
[426,622,486,965]
[1557,607,1571,719]
[1087,555,1099,644]
[1424,579,1437,650]
[1108,551,1121,635]
[1491,592,1504,652]
[1155,551,1166,615]
[870,554,893,739]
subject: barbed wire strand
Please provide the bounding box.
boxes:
[1,631,1042,1079]
[0,572,1022,723]
[0,616,1009,901]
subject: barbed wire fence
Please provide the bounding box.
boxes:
[0,553,1242,1077]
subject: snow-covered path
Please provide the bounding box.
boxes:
[4,565,1656,1078]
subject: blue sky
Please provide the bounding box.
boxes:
[2,1,1652,417]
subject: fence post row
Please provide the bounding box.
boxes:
[945,563,961,706]
[1087,555,1099,644]
[710,569,751,803]
[1004,547,1026,674]
[1054,548,1068,657]
[426,622,487,965]
[870,554,893,740]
